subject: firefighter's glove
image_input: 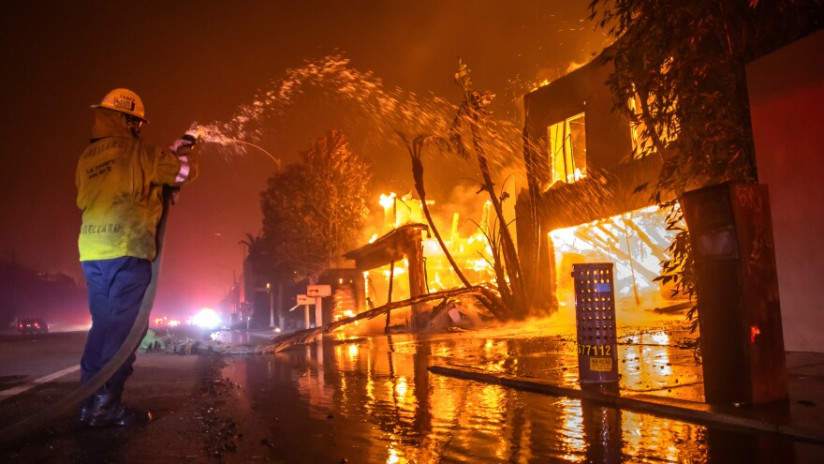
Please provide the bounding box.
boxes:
[170,133,197,156]
[166,186,182,205]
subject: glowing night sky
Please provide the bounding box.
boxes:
[0,1,607,320]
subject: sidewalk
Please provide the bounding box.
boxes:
[430,348,824,443]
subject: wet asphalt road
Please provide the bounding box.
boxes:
[1,325,824,463]
[0,330,209,463]
[0,331,86,388]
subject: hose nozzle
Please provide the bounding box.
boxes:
[186,122,205,140]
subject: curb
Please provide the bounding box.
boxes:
[428,364,824,444]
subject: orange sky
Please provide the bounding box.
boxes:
[0,0,607,319]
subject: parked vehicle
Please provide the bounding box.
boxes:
[18,318,49,335]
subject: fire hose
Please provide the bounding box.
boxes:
[0,188,174,446]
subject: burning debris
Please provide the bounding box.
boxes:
[551,205,681,308]
[266,287,490,352]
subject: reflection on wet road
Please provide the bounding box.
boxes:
[221,328,722,463]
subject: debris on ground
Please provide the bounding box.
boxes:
[196,352,245,462]
[138,329,269,357]
[137,329,165,353]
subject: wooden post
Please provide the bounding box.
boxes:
[385,260,395,330]
[405,228,426,331]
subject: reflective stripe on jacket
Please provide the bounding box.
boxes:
[76,109,196,261]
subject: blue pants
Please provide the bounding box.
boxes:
[80,257,152,396]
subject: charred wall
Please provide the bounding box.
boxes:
[522,49,661,232]
[523,50,634,188]
[517,48,663,310]
[520,49,661,233]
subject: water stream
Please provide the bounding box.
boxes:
[192,54,525,178]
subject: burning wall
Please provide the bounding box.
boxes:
[519,48,680,313]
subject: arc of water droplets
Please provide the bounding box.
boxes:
[191,54,526,173]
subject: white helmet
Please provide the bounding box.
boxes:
[91,88,148,122]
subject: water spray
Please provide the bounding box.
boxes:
[189,122,281,170]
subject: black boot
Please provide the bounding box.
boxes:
[86,391,151,427]
[78,396,94,424]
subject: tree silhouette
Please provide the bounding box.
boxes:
[260,130,371,281]
[589,0,824,327]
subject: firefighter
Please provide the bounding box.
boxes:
[76,88,198,427]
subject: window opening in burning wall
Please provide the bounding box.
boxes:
[548,112,587,184]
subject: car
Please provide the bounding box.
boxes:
[18,318,49,335]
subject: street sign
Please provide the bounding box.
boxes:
[296,294,316,305]
[307,284,332,297]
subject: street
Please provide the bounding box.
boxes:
[0,331,85,397]
[1,323,824,463]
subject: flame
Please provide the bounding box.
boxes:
[529,78,552,93]
[357,192,497,313]
[566,60,588,74]
[383,266,407,277]
[550,205,682,307]
[379,192,396,209]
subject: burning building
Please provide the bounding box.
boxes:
[292,50,683,331]
[516,24,824,358]
[517,48,680,313]
[341,192,498,332]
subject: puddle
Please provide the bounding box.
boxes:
[218,332,742,463]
